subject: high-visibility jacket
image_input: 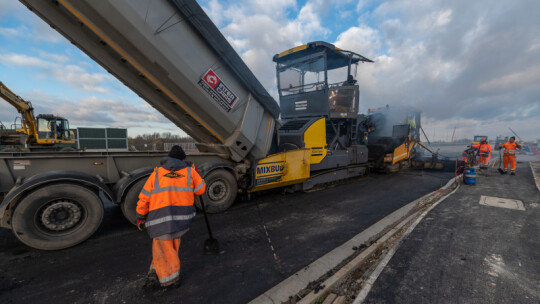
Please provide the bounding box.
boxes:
[478,142,492,157]
[136,157,205,238]
[501,142,520,155]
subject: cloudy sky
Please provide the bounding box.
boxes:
[0,0,539,141]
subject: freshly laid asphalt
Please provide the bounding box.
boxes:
[0,169,453,304]
[364,161,540,304]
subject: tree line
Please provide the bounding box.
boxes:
[128,132,195,151]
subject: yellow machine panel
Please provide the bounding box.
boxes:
[388,138,418,164]
[251,148,311,192]
[303,118,327,164]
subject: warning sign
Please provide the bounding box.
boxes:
[199,69,239,112]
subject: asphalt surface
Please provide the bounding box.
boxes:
[364,162,540,304]
[0,169,453,304]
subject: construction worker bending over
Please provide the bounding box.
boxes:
[473,137,491,168]
[499,136,522,175]
[136,145,205,290]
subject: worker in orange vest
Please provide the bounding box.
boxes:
[499,136,522,175]
[136,145,206,290]
[472,137,492,168]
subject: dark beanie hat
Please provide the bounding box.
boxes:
[168,145,186,160]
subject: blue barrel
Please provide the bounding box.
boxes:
[464,167,476,185]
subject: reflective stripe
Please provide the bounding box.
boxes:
[145,213,197,227]
[186,167,191,189]
[150,167,195,194]
[152,186,193,193]
[193,181,205,192]
[141,188,151,196]
[159,270,179,284]
[154,168,160,189]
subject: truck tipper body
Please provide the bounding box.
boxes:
[20,0,279,162]
[1,0,422,250]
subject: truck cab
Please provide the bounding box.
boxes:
[274,41,373,120]
[471,135,488,146]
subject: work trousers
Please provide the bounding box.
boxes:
[149,238,181,287]
[503,154,516,171]
[479,155,490,166]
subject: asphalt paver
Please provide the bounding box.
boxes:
[0,170,453,304]
[364,162,540,304]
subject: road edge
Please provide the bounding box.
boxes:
[530,162,540,192]
[249,176,459,304]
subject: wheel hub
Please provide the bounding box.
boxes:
[208,180,226,201]
[41,201,82,231]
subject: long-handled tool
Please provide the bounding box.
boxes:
[497,150,506,175]
[198,197,220,255]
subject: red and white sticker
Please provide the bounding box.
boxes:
[199,69,238,112]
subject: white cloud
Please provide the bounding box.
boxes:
[478,66,540,93]
[0,53,52,69]
[50,65,113,93]
[0,25,28,38]
[38,51,69,64]
[334,25,381,58]
[0,52,112,93]
[202,0,224,26]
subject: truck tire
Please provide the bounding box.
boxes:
[11,183,104,250]
[120,179,146,225]
[195,169,237,213]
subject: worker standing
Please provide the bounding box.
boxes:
[475,137,492,169]
[499,136,522,175]
[136,145,206,290]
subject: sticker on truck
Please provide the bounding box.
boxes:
[255,161,285,185]
[199,69,239,112]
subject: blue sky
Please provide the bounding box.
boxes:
[0,0,539,141]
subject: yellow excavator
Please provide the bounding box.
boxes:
[0,81,75,151]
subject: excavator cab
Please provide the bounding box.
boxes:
[36,114,71,141]
[274,41,373,119]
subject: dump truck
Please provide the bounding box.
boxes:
[1,0,281,250]
[1,0,419,251]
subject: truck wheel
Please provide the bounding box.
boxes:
[120,179,146,225]
[11,183,104,250]
[195,169,237,213]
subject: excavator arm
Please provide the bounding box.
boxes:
[0,81,38,143]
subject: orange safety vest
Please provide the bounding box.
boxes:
[136,164,205,238]
[478,142,492,156]
[501,142,519,155]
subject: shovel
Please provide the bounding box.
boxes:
[497,150,506,175]
[198,197,220,255]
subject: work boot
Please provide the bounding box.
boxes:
[161,279,181,291]
[510,171,515,175]
[142,273,159,292]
